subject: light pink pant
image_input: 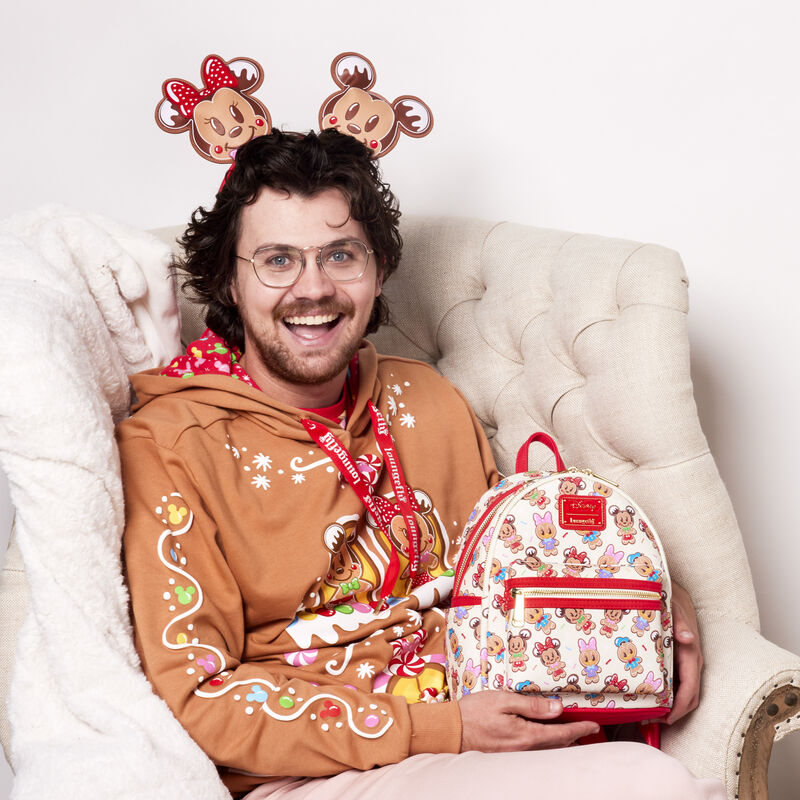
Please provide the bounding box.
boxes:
[243,743,727,800]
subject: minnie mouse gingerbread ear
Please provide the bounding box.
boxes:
[155,54,271,164]
[319,52,433,158]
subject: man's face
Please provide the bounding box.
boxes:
[232,186,383,394]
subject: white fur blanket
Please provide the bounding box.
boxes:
[0,207,230,799]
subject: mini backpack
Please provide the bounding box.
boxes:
[446,433,673,741]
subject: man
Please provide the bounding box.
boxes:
[120,130,723,799]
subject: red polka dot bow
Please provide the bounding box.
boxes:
[533,637,559,656]
[165,55,238,117]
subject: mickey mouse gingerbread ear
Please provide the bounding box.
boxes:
[155,54,271,164]
[318,52,433,158]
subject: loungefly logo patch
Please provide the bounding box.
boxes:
[558,495,606,531]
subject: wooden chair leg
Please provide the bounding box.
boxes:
[736,682,799,800]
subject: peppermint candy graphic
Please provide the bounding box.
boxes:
[340,453,383,491]
[388,630,427,677]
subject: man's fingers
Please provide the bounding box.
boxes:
[673,614,696,643]
[671,582,699,643]
[668,685,700,723]
[667,643,702,723]
[519,718,600,749]
[512,693,564,720]
[673,615,695,641]
[667,581,703,724]
[507,696,600,748]
[459,691,602,752]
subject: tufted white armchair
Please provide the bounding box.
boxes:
[1,214,798,799]
[370,216,800,800]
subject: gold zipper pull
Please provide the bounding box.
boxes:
[512,588,526,626]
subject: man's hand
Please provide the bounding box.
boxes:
[667,581,703,724]
[459,691,599,752]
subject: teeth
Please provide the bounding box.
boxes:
[284,314,338,326]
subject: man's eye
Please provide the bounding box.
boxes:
[365,114,380,133]
[255,249,295,270]
[327,249,354,263]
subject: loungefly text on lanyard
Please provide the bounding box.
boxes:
[302,403,423,609]
[155,51,434,167]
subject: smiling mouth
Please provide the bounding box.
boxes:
[225,127,258,152]
[282,313,343,340]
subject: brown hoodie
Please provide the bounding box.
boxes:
[119,341,498,796]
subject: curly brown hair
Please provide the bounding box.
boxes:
[176,128,402,351]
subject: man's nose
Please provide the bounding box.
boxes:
[291,252,336,298]
[347,123,361,134]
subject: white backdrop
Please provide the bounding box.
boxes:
[1,1,798,797]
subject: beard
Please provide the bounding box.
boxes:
[239,296,372,387]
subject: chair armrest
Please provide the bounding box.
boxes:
[662,611,800,798]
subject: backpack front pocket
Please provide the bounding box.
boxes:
[499,577,672,719]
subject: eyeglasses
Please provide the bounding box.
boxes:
[237,239,374,288]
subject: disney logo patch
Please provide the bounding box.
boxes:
[558,496,606,531]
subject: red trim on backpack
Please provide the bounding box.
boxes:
[515,433,566,473]
[450,595,482,607]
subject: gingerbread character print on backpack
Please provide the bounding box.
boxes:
[514,546,554,578]
[498,515,524,553]
[447,432,673,743]
[534,512,560,557]
[533,636,566,682]
[556,606,596,634]
[578,637,602,684]
[610,505,638,545]
[507,629,533,673]
[596,544,624,578]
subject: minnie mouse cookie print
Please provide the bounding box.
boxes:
[155,54,271,163]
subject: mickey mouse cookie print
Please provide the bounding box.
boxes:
[318,52,433,157]
[155,54,271,163]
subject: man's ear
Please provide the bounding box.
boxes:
[375,260,385,296]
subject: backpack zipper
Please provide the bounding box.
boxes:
[452,485,524,595]
[510,582,661,625]
[564,468,620,488]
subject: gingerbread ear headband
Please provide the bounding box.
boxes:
[318,52,433,157]
[155,51,433,167]
[156,54,271,164]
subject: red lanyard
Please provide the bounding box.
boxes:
[301,401,421,606]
